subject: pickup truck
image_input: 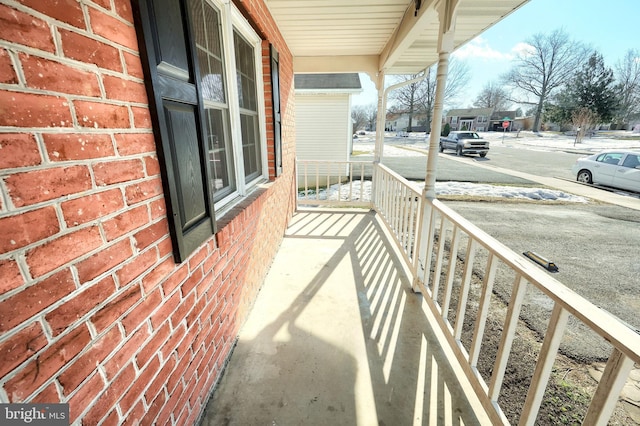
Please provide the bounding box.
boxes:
[439,131,489,157]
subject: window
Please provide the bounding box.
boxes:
[133,0,269,261]
[451,116,458,124]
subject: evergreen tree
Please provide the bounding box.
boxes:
[570,52,620,122]
[544,52,621,126]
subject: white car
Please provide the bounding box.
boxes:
[571,150,640,193]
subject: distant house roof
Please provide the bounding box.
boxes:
[491,110,518,121]
[294,73,362,92]
[446,107,494,117]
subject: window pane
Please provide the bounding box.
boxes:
[234,30,261,181]
[241,113,260,180]
[205,108,235,200]
[234,31,257,111]
[189,0,226,103]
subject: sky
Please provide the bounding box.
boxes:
[352,0,640,109]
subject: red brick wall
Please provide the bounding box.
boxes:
[0,0,295,424]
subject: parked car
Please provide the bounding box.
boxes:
[571,150,640,192]
[439,131,489,157]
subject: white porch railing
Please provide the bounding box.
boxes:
[295,159,640,425]
[296,159,372,208]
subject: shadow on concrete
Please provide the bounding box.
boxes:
[200,209,484,425]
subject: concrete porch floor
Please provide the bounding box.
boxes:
[200,208,489,425]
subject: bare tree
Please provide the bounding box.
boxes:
[364,103,377,130]
[351,105,367,133]
[389,59,470,131]
[614,49,640,126]
[473,81,511,111]
[572,107,599,144]
[503,29,589,132]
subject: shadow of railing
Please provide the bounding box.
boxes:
[201,209,487,425]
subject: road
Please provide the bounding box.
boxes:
[365,140,640,361]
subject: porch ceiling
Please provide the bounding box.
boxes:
[264,0,529,78]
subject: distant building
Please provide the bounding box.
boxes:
[294,73,362,183]
[445,108,494,131]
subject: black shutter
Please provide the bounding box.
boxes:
[270,44,282,176]
[132,0,215,263]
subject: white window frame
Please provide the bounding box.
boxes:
[210,0,268,211]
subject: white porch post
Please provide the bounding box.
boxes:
[413,0,458,292]
[372,71,385,205]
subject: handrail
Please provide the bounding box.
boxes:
[295,158,640,425]
[416,197,640,425]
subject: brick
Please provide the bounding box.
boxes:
[113,0,134,23]
[188,246,207,272]
[161,263,188,296]
[26,226,102,278]
[102,205,149,241]
[170,293,195,329]
[69,373,103,424]
[58,327,121,394]
[5,165,91,208]
[88,7,138,51]
[141,257,174,294]
[31,383,60,404]
[61,189,125,227]
[74,100,130,129]
[0,259,24,295]
[103,75,148,103]
[123,52,144,79]
[150,199,167,220]
[0,322,47,378]
[82,363,136,425]
[185,296,205,329]
[121,288,161,334]
[0,4,55,52]
[150,291,179,331]
[120,356,160,413]
[133,220,169,252]
[45,275,116,336]
[121,401,145,426]
[19,0,85,29]
[180,267,203,299]
[115,133,156,155]
[0,133,41,169]
[144,155,160,176]
[0,269,76,333]
[136,321,170,367]
[20,53,100,96]
[103,326,149,379]
[44,133,115,162]
[124,177,163,205]
[116,248,157,288]
[93,158,144,186]
[91,284,140,333]
[145,355,175,403]
[167,354,190,394]
[131,106,152,129]
[0,90,72,128]
[158,236,173,258]
[160,323,185,360]
[5,325,91,402]
[76,239,133,283]
[141,390,165,425]
[60,29,121,72]
[0,48,17,84]
[0,206,59,254]
[100,410,120,426]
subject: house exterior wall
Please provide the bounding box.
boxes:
[295,93,350,162]
[0,0,295,424]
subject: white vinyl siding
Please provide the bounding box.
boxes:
[295,94,351,162]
